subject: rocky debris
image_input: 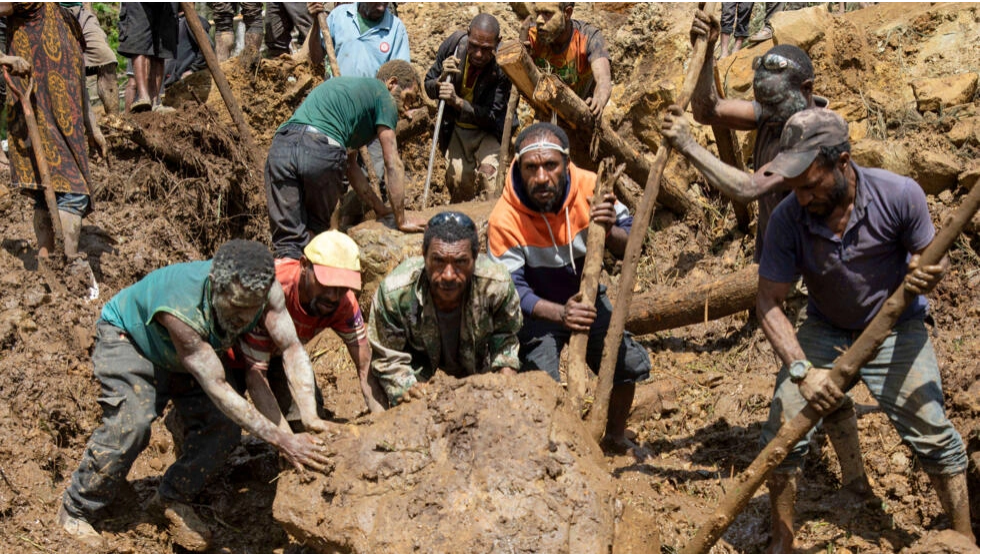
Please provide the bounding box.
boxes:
[899,530,978,554]
[911,149,964,195]
[272,371,658,554]
[911,73,980,114]
[771,5,832,51]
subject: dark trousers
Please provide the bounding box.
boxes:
[264,124,348,259]
[63,321,244,519]
[264,2,312,56]
[721,2,753,37]
[518,291,651,385]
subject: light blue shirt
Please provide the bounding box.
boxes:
[326,3,410,78]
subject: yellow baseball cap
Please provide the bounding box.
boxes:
[303,231,362,291]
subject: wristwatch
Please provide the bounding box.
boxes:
[788,359,813,384]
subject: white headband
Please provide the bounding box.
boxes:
[517,140,569,158]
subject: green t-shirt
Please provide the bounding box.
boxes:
[282,77,398,149]
[101,261,264,372]
[357,12,381,34]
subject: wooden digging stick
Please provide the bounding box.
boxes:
[422,75,451,209]
[180,2,260,159]
[495,17,533,196]
[566,159,625,411]
[316,11,385,203]
[682,180,981,554]
[4,72,63,252]
[711,66,751,233]
[586,2,719,442]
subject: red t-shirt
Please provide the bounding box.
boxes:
[229,259,366,370]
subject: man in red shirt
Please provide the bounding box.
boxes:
[230,231,386,416]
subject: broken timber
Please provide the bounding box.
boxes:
[496,40,696,217]
[624,264,758,336]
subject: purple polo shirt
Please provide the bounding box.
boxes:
[759,163,934,331]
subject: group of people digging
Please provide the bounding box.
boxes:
[1,3,968,552]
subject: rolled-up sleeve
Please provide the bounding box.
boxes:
[367,286,417,405]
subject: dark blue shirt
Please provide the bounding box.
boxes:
[759,163,934,331]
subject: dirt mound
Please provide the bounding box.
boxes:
[274,371,658,553]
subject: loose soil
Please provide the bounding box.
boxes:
[0,3,977,553]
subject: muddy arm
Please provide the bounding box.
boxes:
[345,337,387,413]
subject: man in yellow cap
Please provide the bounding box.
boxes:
[228,230,386,415]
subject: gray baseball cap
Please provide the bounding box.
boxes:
[764,108,850,179]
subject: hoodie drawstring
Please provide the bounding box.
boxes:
[539,208,578,276]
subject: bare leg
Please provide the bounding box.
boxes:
[132,55,152,112]
[719,33,732,58]
[34,207,54,259]
[733,37,745,53]
[148,56,165,106]
[823,407,873,497]
[928,472,977,542]
[96,63,119,116]
[766,471,797,554]
[124,75,136,113]
[605,383,635,442]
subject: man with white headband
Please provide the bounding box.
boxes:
[487,122,650,453]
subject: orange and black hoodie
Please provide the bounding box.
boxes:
[487,160,633,317]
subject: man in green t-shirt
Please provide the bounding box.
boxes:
[265,59,426,260]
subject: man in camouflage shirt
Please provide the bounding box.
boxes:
[368,211,522,406]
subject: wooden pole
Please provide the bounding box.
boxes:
[711,66,751,233]
[180,2,260,159]
[495,17,533,196]
[498,41,695,217]
[4,73,64,251]
[422,76,450,209]
[625,264,758,336]
[586,3,719,442]
[565,159,624,411]
[681,181,981,554]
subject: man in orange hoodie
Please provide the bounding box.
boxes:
[487,122,650,453]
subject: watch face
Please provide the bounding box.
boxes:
[789,360,809,381]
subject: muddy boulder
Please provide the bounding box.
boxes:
[272,371,654,553]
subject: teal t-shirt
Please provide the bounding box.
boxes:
[281,77,399,149]
[101,261,263,372]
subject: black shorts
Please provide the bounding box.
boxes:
[118,3,178,59]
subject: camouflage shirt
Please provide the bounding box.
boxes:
[368,255,522,405]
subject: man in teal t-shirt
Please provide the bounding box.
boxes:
[265,59,426,260]
[59,240,336,551]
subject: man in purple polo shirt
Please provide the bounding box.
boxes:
[756,108,973,552]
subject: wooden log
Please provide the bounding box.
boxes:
[499,41,695,217]
[566,160,623,411]
[180,2,260,160]
[711,66,751,232]
[495,18,533,195]
[625,264,758,336]
[682,181,981,554]
[586,3,719,443]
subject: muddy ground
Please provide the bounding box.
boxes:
[0,3,977,553]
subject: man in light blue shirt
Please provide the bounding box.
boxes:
[326,2,410,77]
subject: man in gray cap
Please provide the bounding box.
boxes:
[756,108,974,552]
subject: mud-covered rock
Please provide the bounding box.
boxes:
[851,139,911,176]
[899,530,978,554]
[911,149,963,195]
[911,73,980,114]
[772,6,832,52]
[948,116,980,148]
[272,371,657,554]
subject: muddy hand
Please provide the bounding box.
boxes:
[0,55,31,76]
[439,56,461,82]
[280,432,332,473]
[660,105,694,151]
[904,254,945,295]
[397,214,428,233]
[401,382,429,404]
[302,417,343,437]
[690,9,720,45]
[306,2,325,15]
[798,368,843,414]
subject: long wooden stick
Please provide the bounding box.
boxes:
[566,159,624,411]
[681,181,981,553]
[315,11,384,204]
[711,66,750,233]
[180,2,260,159]
[495,17,533,195]
[4,73,64,251]
[422,76,450,209]
[586,3,719,442]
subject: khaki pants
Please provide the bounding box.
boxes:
[445,126,500,202]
